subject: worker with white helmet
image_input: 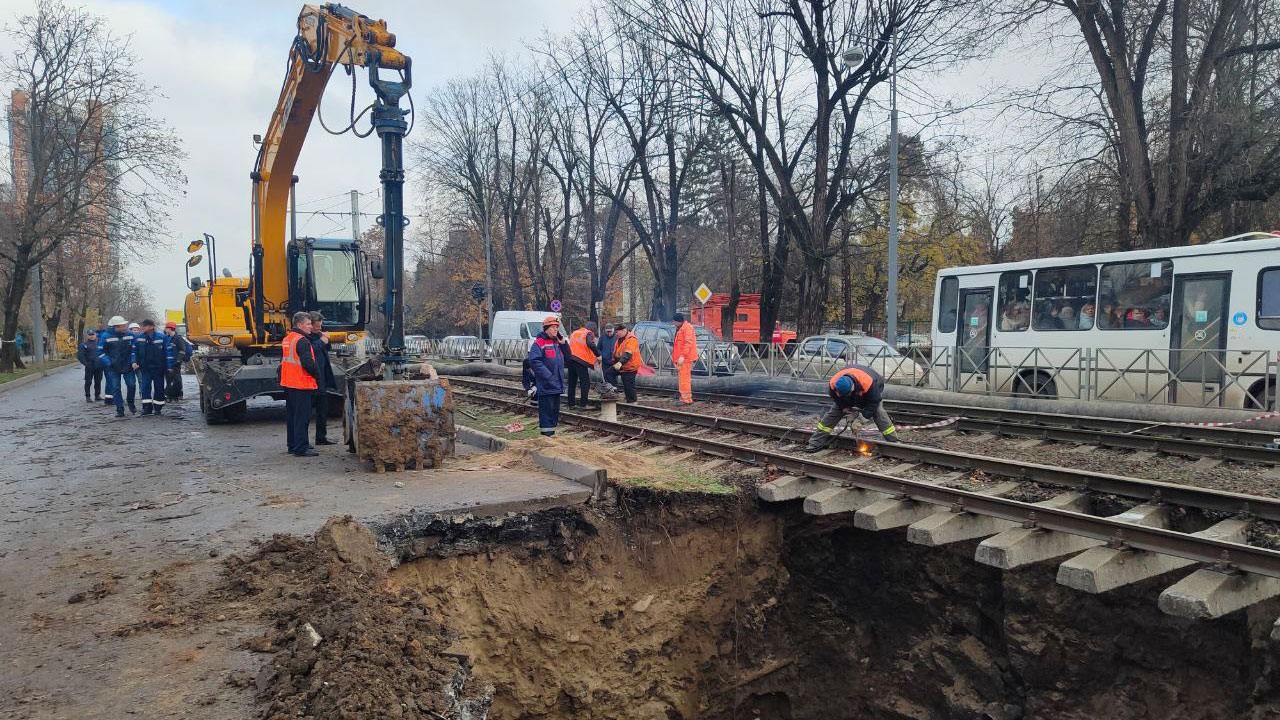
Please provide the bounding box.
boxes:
[96,316,138,417]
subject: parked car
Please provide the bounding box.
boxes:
[895,333,932,351]
[440,335,488,361]
[793,334,923,382]
[632,321,739,375]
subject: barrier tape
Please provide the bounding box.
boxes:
[1127,409,1280,433]
[807,414,962,436]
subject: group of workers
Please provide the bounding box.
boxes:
[279,311,338,457]
[516,311,897,447]
[77,316,194,418]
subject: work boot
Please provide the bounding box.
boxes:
[153,405,163,416]
[84,395,91,403]
[292,449,319,457]
[880,433,899,443]
[140,405,151,416]
[316,438,336,446]
[128,402,136,415]
[115,407,125,418]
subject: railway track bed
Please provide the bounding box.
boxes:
[451,376,1280,621]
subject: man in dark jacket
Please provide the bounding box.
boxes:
[806,364,899,451]
[77,330,103,402]
[164,321,193,400]
[281,312,320,457]
[97,316,137,417]
[308,311,337,445]
[598,324,618,388]
[133,319,172,415]
[525,315,567,436]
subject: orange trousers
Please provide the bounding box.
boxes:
[678,362,693,403]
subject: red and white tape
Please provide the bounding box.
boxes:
[1157,409,1280,430]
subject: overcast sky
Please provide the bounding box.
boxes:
[0,0,1058,313]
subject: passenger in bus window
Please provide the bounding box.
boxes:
[1125,307,1151,328]
[1151,306,1168,328]
[1079,303,1096,329]
[1059,305,1077,328]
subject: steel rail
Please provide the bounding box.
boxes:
[453,386,1280,579]
[448,377,1280,522]
[446,376,1280,462]
[752,387,1280,448]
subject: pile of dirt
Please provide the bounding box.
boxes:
[221,516,492,719]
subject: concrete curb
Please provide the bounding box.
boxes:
[455,423,607,499]
[0,361,76,396]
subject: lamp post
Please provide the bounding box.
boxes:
[843,27,899,346]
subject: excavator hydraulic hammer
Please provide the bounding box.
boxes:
[340,30,455,471]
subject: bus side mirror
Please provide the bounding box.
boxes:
[369,259,384,280]
[189,277,204,291]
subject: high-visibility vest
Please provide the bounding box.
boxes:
[281,331,318,390]
[614,334,643,373]
[829,366,874,396]
[568,327,597,365]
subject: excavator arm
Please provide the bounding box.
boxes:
[249,2,409,344]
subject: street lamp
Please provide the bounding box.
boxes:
[843,29,899,347]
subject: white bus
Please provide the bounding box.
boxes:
[929,231,1280,409]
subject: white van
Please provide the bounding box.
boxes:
[490,310,562,362]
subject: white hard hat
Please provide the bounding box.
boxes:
[108,315,127,326]
[128,322,141,330]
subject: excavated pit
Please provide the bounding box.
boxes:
[238,491,1280,719]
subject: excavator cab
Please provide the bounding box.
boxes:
[287,237,369,334]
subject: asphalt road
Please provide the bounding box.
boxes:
[0,366,586,719]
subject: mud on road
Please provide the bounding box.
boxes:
[0,368,583,719]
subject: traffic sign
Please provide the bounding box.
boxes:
[694,283,712,305]
[550,299,562,312]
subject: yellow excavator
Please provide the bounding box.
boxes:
[185,4,452,468]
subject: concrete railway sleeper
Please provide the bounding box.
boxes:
[455,384,1280,620]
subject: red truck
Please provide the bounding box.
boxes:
[689,293,797,346]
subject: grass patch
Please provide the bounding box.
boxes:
[618,467,735,495]
[0,359,72,385]
[457,401,542,441]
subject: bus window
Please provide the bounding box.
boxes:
[997,271,1031,332]
[1098,260,1172,330]
[937,276,958,333]
[1033,265,1097,331]
[1258,268,1280,330]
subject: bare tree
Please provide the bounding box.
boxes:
[0,0,185,371]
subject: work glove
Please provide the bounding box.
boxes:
[526,387,537,399]
[612,362,622,371]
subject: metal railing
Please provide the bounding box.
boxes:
[385,335,1278,410]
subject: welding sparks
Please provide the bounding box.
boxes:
[857,441,872,456]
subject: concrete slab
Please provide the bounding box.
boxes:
[1159,568,1280,619]
[737,467,767,480]
[531,452,607,499]
[840,455,873,467]
[974,492,1091,569]
[883,462,921,476]
[803,487,888,516]
[758,475,831,502]
[456,424,509,452]
[853,497,938,531]
[906,482,1021,546]
[1191,456,1223,470]
[1013,438,1047,449]
[700,458,730,473]
[1057,517,1249,594]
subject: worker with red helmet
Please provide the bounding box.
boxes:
[525,315,568,436]
[806,364,899,451]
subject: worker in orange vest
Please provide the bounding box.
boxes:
[672,312,697,404]
[281,311,321,457]
[806,364,898,451]
[566,321,599,408]
[610,324,643,402]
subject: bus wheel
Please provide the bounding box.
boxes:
[1245,378,1275,411]
[1014,371,1057,400]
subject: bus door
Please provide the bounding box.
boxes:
[956,287,994,387]
[1169,272,1230,404]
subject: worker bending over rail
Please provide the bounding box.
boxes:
[806,364,899,451]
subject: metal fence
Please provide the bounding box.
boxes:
[377,336,1278,410]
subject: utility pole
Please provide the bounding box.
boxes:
[482,215,494,336]
[886,28,899,347]
[30,260,44,363]
[349,189,360,240]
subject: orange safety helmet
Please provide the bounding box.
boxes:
[543,315,561,328]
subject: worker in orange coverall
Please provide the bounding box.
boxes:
[672,312,697,404]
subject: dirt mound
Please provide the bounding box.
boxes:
[222,516,492,719]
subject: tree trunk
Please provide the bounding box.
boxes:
[1,262,31,372]
[796,252,828,338]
